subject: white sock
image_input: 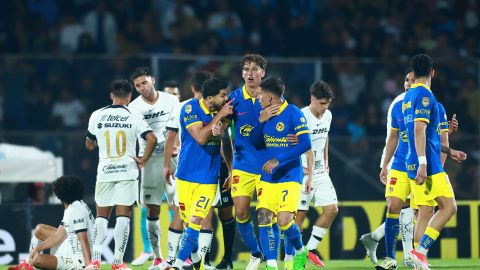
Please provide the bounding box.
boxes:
[113,216,130,265]
[198,230,213,259]
[284,254,293,261]
[167,228,183,263]
[173,258,185,267]
[400,207,414,258]
[92,217,109,261]
[147,218,162,259]
[266,259,278,267]
[371,222,385,241]
[29,235,42,253]
[306,225,327,250]
[191,251,202,264]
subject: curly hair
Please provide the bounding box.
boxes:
[52,175,84,204]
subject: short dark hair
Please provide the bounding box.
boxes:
[310,80,334,100]
[110,79,133,98]
[192,71,213,93]
[405,67,413,76]
[410,54,433,77]
[259,77,285,97]
[162,80,179,89]
[241,54,267,69]
[202,77,228,98]
[130,67,152,81]
[52,175,84,204]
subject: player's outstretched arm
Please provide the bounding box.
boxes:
[379,129,399,185]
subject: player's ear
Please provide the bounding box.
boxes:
[261,69,266,78]
[151,76,156,85]
[431,69,435,79]
[110,92,114,101]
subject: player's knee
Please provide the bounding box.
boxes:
[448,203,457,217]
[235,208,250,221]
[33,224,47,238]
[324,204,339,217]
[190,216,203,225]
[386,200,402,213]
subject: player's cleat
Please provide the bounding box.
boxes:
[403,256,415,267]
[375,257,398,270]
[85,260,101,270]
[245,254,262,270]
[204,262,216,270]
[293,247,308,270]
[284,258,293,270]
[359,233,379,264]
[148,258,164,270]
[111,262,132,270]
[307,249,325,267]
[410,250,430,270]
[15,261,34,270]
[132,252,154,266]
[215,257,233,269]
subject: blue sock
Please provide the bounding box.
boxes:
[259,224,277,261]
[272,223,280,252]
[177,227,199,261]
[281,222,303,250]
[385,213,400,259]
[283,232,295,256]
[236,218,261,256]
[140,207,151,253]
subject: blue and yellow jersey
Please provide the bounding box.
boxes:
[436,102,449,135]
[390,98,408,172]
[229,85,264,174]
[250,101,311,184]
[176,98,221,184]
[403,83,444,179]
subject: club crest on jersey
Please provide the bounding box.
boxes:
[300,117,306,123]
[422,97,430,107]
[276,122,285,132]
[185,104,192,114]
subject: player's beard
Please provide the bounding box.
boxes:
[212,100,225,111]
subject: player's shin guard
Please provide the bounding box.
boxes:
[92,217,109,261]
[271,223,280,252]
[400,207,414,259]
[167,228,183,263]
[283,232,295,260]
[416,226,440,255]
[280,221,303,251]
[259,224,278,268]
[177,225,200,262]
[198,230,213,260]
[372,222,386,241]
[384,213,400,259]
[113,216,130,265]
[306,225,327,251]
[221,218,236,261]
[236,217,261,256]
[147,217,162,260]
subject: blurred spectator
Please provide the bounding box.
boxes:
[59,15,85,54]
[83,0,117,53]
[51,88,86,130]
[337,59,366,105]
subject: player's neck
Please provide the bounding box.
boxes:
[112,98,129,106]
[246,85,258,98]
[142,90,159,104]
[309,105,324,119]
[414,78,431,88]
[193,92,202,100]
[202,99,215,113]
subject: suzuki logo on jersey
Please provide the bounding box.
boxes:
[312,128,328,134]
[97,123,103,129]
[144,111,167,120]
[240,124,253,136]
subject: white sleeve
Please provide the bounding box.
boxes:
[71,204,88,233]
[87,110,99,139]
[134,112,153,138]
[379,101,395,168]
[166,103,181,130]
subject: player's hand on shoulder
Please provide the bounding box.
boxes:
[259,104,280,123]
[262,158,279,174]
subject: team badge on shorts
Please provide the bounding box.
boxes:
[276,122,285,132]
[389,177,397,185]
[233,175,240,184]
[422,97,430,107]
[185,104,192,114]
[179,202,185,211]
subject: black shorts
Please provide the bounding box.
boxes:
[216,159,233,208]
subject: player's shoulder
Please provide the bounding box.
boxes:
[181,98,200,114]
[158,91,180,103]
[129,96,144,108]
[324,109,332,119]
[228,86,243,99]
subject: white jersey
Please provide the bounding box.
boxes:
[61,200,95,259]
[380,92,406,168]
[166,98,191,139]
[129,91,180,156]
[87,105,152,182]
[301,107,332,175]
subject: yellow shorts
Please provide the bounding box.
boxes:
[256,181,301,214]
[385,169,410,202]
[410,172,454,207]
[231,169,261,198]
[176,179,217,223]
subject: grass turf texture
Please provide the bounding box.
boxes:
[7,259,477,270]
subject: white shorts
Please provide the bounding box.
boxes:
[95,180,138,207]
[298,172,338,211]
[140,155,177,205]
[54,242,83,270]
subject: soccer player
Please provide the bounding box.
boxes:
[19,175,94,270]
[85,80,157,270]
[169,77,233,270]
[403,54,466,270]
[294,80,337,268]
[162,80,181,100]
[129,67,180,270]
[250,77,311,270]
[163,71,214,267]
[228,54,267,270]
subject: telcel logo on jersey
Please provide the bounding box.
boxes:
[102,115,129,122]
[239,124,253,136]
